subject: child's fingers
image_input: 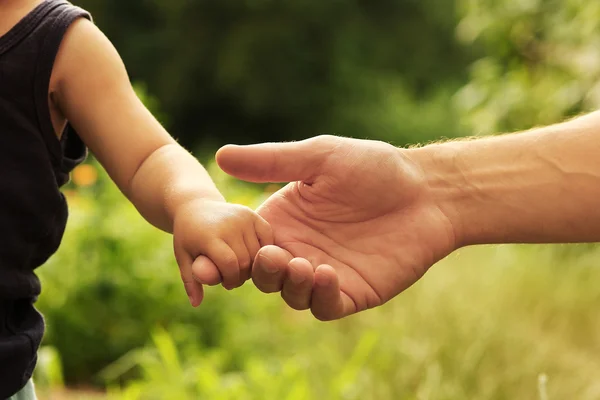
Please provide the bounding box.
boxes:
[225,237,251,289]
[192,255,222,286]
[254,215,274,246]
[244,228,261,258]
[205,240,240,290]
[243,230,261,282]
[174,243,205,307]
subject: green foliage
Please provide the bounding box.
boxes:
[100,327,379,400]
[34,346,64,390]
[73,0,473,148]
[455,0,600,133]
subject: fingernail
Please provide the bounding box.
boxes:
[260,255,279,274]
[289,264,306,284]
[188,295,195,307]
[315,272,331,287]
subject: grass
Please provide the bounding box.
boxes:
[39,243,600,399]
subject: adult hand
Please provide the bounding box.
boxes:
[214,135,458,320]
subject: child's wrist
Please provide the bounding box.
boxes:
[166,190,225,228]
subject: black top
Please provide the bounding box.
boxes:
[0,0,90,396]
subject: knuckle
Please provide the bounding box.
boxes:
[260,221,273,236]
[212,226,228,238]
[247,246,260,261]
[240,205,255,215]
[315,134,338,146]
[242,209,258,224]
[231,204,254,217]
[239,257,251,270]
[283,281,307,296]
[220,253,238,269]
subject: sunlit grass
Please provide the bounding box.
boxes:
[38,244,600,399]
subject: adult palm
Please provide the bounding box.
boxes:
[216,135,458,320]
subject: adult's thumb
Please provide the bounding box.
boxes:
[215,135,339,183]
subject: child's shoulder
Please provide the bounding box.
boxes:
[52,16,121,93]
[0,0,96,87]
[45,2,132,136]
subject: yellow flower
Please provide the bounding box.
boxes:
[72,164,98,187]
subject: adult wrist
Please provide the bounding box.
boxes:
[405,141,473,249]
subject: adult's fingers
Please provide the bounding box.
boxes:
[252,245,294,293]
[311,265,355,321]
[281,258,314,310]
[192,255,222,286]
[216,135,340,184]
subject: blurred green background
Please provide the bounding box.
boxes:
[34,0,600,399]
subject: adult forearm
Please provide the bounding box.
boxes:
[126,143,224,233]
[409,111,600,247]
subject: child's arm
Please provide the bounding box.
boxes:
[50,19,272,305]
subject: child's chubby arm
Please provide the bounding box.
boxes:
[50,19,273,305]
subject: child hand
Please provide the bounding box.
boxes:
[172,199,273,307]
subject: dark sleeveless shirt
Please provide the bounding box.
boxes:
[0,1,90,396]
